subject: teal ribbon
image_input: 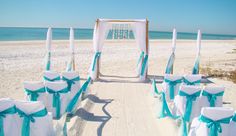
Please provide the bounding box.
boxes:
[192,57,200,74]
[24,87,46,101]
[66,59,72,72]
[164,78,182,100]
[165,53,175,74]
[137,51,144,67]
[66,77,91,112]
[183,78,201,85]
[232,113,236,122]
[158,92,179,119]
[16,108,47,136]
[43,76,60,82]
[179,90,201,122]
[152,79,159,95]
[46,52,51,71]
[46,87,69,119]
[180,117,188,136]
[0,106,16,136]
[202,91,224,107]
[62,76,80,91]
[199,115,232,136]
[141,54,148,76]
[92,52,101,71]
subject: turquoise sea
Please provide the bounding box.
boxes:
[0,27,236,41]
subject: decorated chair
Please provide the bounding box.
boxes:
[229,112,236,136]
[0,98,18,136]
[23,81,47,105]
[162,74,182,101]
[45,81,70,119]
[43,71,61,82]
[200,86,224,107]
[183,75,202,86]
[61,71,80,100]
[189,107,234,136]
[14,100,54,136]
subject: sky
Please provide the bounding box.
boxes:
[0,0,236,35]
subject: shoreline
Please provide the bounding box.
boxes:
[0,39,236,46]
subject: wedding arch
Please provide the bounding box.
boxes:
[89,19,149,81]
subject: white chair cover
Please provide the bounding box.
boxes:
[189,107,234,136]
[183,75,202,86]
[162,74,182,101]
[14,100,54,136]
[174,85,202,122]
[61,71,81,100]
[23,81,48,105]
[43,71,61,82]
[45,81,70,119]
[200,86,225,107]
[0,98,19,136]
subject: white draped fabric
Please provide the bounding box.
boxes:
[45,27,52,71]
[89,19,148,81]
[66,27,75,71]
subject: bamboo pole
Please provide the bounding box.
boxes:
[145,19,149,79]
[95,19,100,79]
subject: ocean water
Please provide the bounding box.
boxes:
[0,27,236,41]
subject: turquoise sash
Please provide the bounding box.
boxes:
[202,91,224,107]
[25,87,46,101]
[46,87,69,119]
[179,90,201,121]
[92,52,101,71]
[199,115,232,136]
[183,78,201,85]
[141,54,148,76]
[0,106,16,136]
[192,57,200,74]
[164,78,182,100]
[46,52,51,71]
[16,108,47,136]
[152,79,159,95]
[165,53,175,74]
[43,76,60,82]
[137,51,144,67]
[66,77,91,112]
[158,92,179,119]
[62,76,80,91]
[232,113,236,122]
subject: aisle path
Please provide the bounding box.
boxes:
[78,75,177,136]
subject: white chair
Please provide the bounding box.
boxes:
[200,86,224,107]
[43,71,61,82]
[45,81,70,119]
[61,71,81,100]
[174,85,202,122]
[23,81,47,105]
[0,98,18,136]
[189,107,234,136]
[162,74,182,101]
[14,100,54,136]
[229,112,236,136]
[183,75,202,86]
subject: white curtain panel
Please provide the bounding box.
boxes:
[89,20,112,79]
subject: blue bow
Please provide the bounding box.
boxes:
[16,108,47,136]
[202,91,224,107]
[0,106,16,136]
[43,76,60,82]
[199,115,232,136]
[164,78,182,100]
[62,76,80,91]
[183,78,201,85]
[179,91,201,121]
[152,79,159,95]
[46,87,69,119]
[25,87,46,101]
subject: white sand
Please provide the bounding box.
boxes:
[0,40,235,135]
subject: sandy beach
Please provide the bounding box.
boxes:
[0,40,236,135]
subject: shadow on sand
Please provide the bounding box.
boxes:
[72,94,113,136]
